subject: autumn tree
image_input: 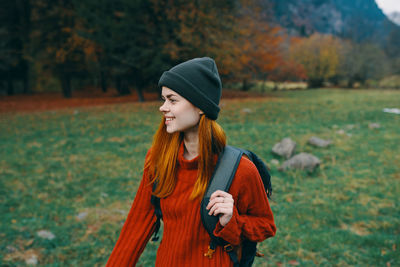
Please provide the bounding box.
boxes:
[232,8,283,90]
[162,0,284,91]
[290,34,341,88]
[29,0,97,98]
[160,0,238,73]
[384,27,400,75]
[338,41,390,87]
[74,0,176,100]
[0,0,31,95]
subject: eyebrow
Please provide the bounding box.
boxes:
[161,93,177,99]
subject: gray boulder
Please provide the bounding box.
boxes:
[272,138,296,159]
[368,123,380,129]
[37,230,55,240]
[26,254,38,265]
[308,136,332,148]
[76,212,88,221]
[279,153,321,172]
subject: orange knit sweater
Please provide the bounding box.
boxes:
[106,144,276,266]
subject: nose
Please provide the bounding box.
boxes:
[159,100,169,113]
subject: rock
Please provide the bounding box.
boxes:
[345,124,357,130]
[36,230,55,240]
[383,108,400,114]
[272,138,296,159]
[114,209,128,215]
[336,129,346,135]
[270,159,280,166]
[308,136,332,148]
[76,212,88,221]
[368,123,380,129]
[6,245,17,253]
[25,254,38,265]
[279,153,321,172]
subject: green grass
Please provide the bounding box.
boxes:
[1,89,399,266]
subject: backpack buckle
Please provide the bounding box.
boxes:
[204,246,215,259]
[224,244,234,252]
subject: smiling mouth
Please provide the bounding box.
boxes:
[165,117,175,122]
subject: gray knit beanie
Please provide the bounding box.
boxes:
[158,57,222,120]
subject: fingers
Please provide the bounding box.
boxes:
[206,190,234,216]
[206,190,234,210]
[210,190,232,200]
[206,190,234,227]
[206,197,224,209]
[207,202,233,216]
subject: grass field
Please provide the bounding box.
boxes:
[1,89,399,266]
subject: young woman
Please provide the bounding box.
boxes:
[106,57,276,266]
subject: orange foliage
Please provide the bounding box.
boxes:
[289,34,341,83]
[154,0,284,82]
[234,16,284,81]
[218,2,284,82]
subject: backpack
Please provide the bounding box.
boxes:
[151,145,272,267]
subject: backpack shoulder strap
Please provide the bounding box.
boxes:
[150,182,162,241]
[200,145,243,238]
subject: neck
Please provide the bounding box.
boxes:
[183,127,199,160]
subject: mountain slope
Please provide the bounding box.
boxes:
[268,0,399,42]
[388,12,400,26]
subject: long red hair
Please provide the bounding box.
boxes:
[146,115,226,199]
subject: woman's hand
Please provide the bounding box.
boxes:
[206,190,234,227]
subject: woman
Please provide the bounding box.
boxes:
[106,57,276,266]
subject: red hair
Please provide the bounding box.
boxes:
[146,115,226,199]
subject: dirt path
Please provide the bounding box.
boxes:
[0,88,270,113]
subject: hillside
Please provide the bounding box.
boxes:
[388,11,400,26]
[267,0,399,43]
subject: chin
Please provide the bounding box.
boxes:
[165,127,177,134]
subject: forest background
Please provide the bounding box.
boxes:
[1,0,400,101]
[1,0,400,266]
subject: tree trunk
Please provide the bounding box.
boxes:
[261,75,268,92]
[136,87,145,102]
[100,70,107,92]
[242,79,249,91]
[272,83,278,91]
[115,77,130,96]
[308,78,324,88]
[7,79,14,96]
[23,66,29,94]
[61,74,72,98]
[347,79,354,88]
[116,77,121,94]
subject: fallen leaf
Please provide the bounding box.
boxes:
[25,239,34,246]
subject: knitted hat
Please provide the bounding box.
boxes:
[158,57,222,120]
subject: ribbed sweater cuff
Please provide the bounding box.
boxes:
[213,207,241,245]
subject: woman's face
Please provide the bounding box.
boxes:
[159,87,202,134]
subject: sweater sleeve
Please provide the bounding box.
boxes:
[213,156,276,246]
[106,149,157,267]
